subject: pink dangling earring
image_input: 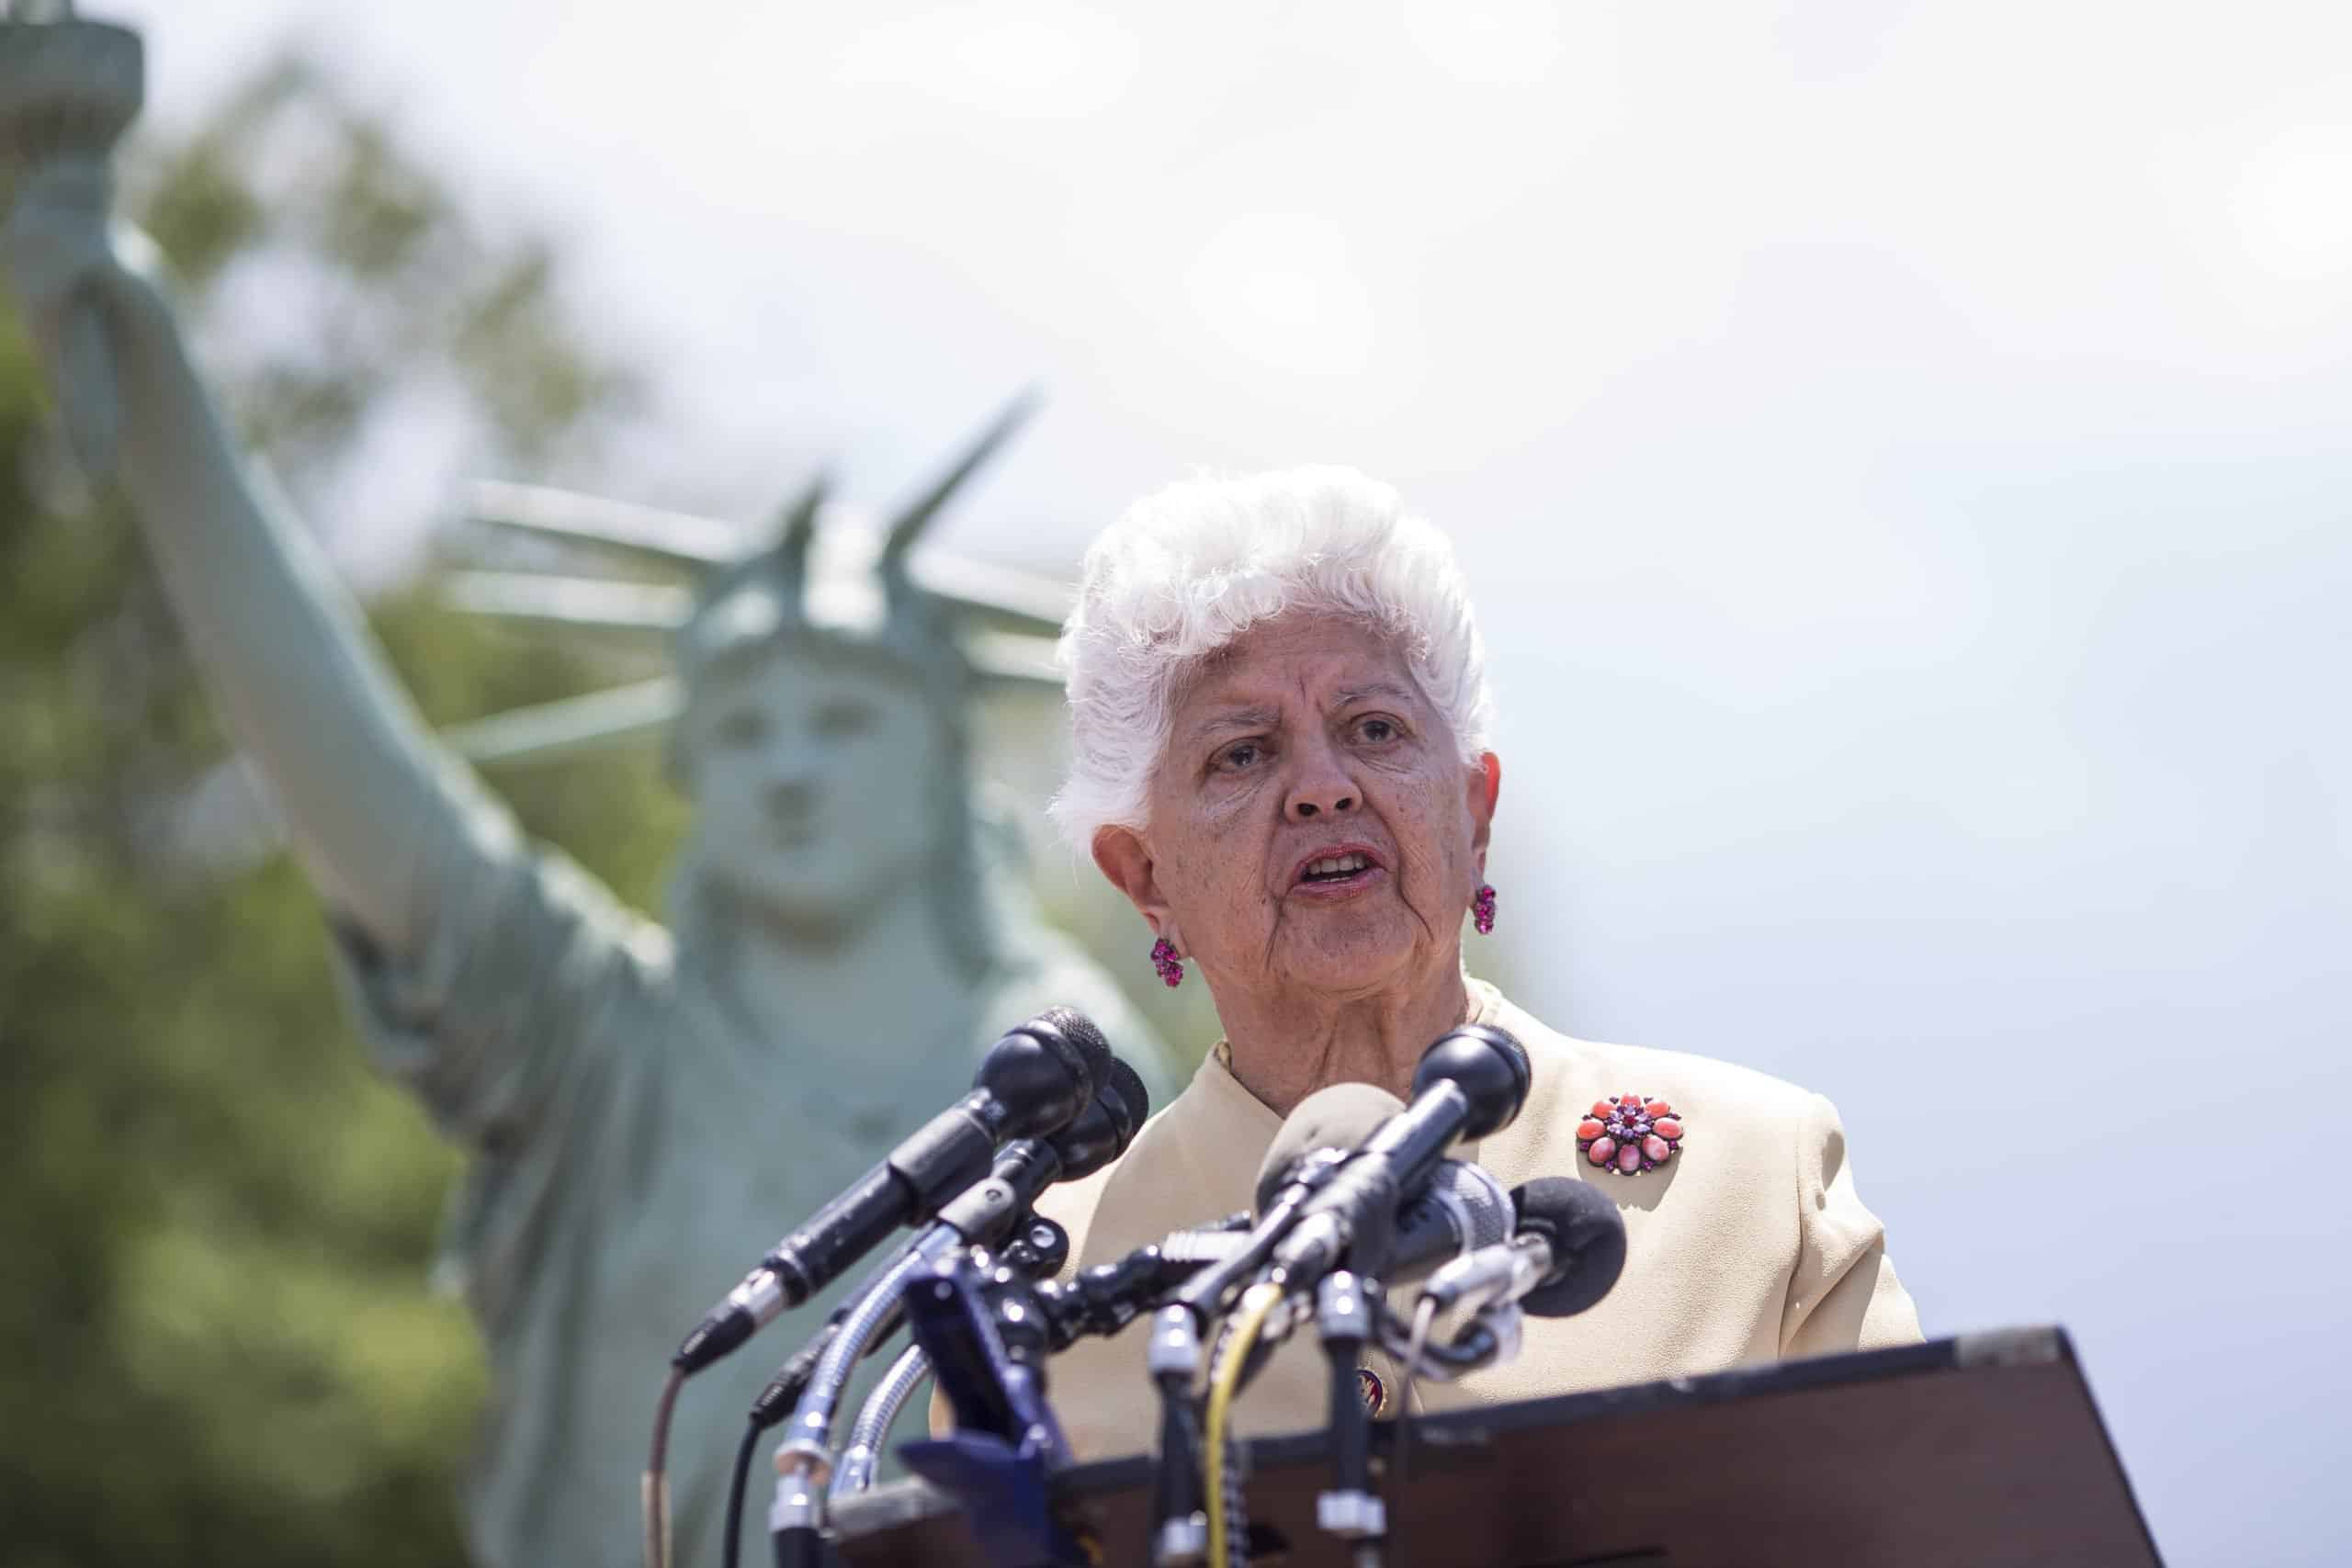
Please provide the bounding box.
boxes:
[1149,935,1185,987]
[1472,883,1498,935]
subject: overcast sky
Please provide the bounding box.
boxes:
[136,4,2352,1561]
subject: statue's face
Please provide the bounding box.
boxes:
[681,645,950,928]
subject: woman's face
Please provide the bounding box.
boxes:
[1096,614,1499,1006]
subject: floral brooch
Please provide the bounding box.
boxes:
[1578,1094,1684,1176]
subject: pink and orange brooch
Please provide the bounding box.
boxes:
[1579,1094,1685,1176]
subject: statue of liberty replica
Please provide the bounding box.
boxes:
[0,12,1171,1565]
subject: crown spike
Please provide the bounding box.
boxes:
[771,470,829,594]
[463,479,739,568]
[443,570,688,632]
[878,388,1042,577]
[961,629,1065,689]
[442,677,682,765]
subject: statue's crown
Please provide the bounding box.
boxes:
[440,395,1065,766]
[678,418,981,689]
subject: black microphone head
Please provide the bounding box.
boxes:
[1508,1177,1627,1318]
[1410,1023,1532,1139]
[1034,1004,1114,1092]
[976,1007,1109,1138]
[1046,1098,1122,1180]
[1101,1055,1151,1145]
[1250,1082,1407,1215]
[1047,1055,1152,1180]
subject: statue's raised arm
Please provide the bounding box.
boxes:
[3,22,1187,1562]
[0,14,512,959]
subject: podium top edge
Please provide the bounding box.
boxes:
[1953,1324,2072,1370]
[1231,1324,2079,1478]
[830,1325,2087,1540]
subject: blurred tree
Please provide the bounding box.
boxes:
[0,57,673,1566]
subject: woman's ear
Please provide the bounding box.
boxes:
[1468,751,1502,862]
[1091,825,1175,940]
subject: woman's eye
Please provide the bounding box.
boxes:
[1218,740,1263,772]
[1356,716,1398,744]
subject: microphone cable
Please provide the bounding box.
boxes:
[642,1365,685,1568]
[719,1421,762,1568]
[713,1334,933,1568]
[1204,1280,1285,1568]
[717,1321,842,1568]
[660,1009,1112,1568]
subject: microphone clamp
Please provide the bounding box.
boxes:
[1421,1235,1555,1317]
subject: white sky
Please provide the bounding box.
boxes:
[136,3,2352,1561]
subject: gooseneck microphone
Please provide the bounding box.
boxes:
[673,1007,1110,1375]
[770,1055,1149,1464]
[725,1057,1150,1568]
[1141,1082,1408,1565]
[1264,1023,1532,1288]
[741,1055,1150,1437]
[1225,1032,1524,1568]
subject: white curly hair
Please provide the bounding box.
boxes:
[1050,466,1495,849]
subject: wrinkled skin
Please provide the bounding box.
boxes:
[1091,614,1502,1108]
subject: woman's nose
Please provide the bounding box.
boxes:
[1284,742,1359,821]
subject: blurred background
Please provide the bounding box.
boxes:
[5,2,2346,1563]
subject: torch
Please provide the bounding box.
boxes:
[0,1,142,479]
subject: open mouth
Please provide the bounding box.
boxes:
[1291,846,1386,894]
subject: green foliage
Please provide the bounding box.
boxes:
[123,55,638,480]
[0,56,657,1566]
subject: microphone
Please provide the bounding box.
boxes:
[940,1213,1250,1362]
[1420,1177,1626,1319]
[1265,1024,1532,1287]
[1250,1083,1413,1214]
[720,1064,1147,1568]
[674,1007,1110,1374]
[762,1055,1149,1470]
[1382,1158,1515,1282]
[1004,1162,1506,1361]
[779,1066,1154,1559]
[1169,1083,1408,1321]
[928,1055,1149,1254]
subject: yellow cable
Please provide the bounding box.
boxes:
[1205,1281,1286,1568]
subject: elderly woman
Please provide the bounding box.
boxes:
[1032,468,1922,1460]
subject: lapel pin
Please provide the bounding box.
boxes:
[1578,1093,1684,1176]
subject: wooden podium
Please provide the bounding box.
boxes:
[824,1326,2161,1566]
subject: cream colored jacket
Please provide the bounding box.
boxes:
[1031,979,1922,1461]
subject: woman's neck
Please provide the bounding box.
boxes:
[1216,957,1472,1118]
